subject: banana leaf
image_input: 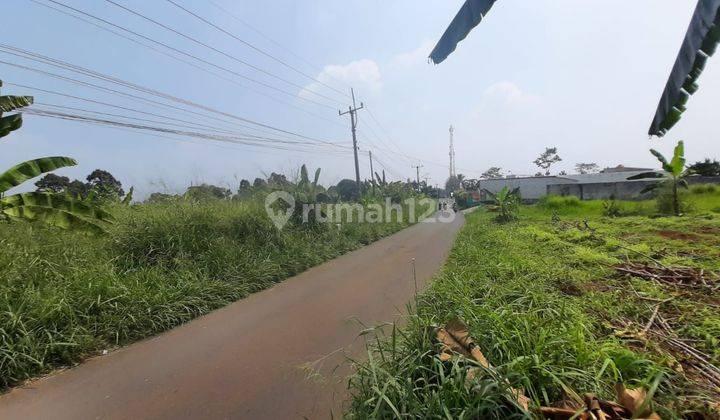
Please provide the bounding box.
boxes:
[0,156,77,193]
[0,95,33,113]
[649,0,720,136]
[2,205,106,234]
[0,114,23,138]
[1,192,114,222]
[429,0,499,64]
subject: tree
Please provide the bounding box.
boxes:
[0,80,111,232]
[481,167,503,179]
[461,178,479,190]
[253,177,267,189]
[575,162,599,174]
[629,140,688,216]
[268,172,291,188]
[67,180,90,198]
[482,186,521,223]
[444,175,462,193]
[184,184,231,201]
[533,147,562,175]
[86,169,124,202]
[35,173,70,193]
[335,179,357,201]
[687,158,720,176]
[236,179,252,199]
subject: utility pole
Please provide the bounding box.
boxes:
[339,88,364,197]
[412,164,423,191]
[448,125,456,179]
[368,150,375,194]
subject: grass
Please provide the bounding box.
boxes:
[0,197,430,388]
[347,189,720,418]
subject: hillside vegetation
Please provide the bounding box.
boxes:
[348,189,720,418]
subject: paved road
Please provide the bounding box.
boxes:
[0,212,464,419]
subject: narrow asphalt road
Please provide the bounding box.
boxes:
[0,211,464,419]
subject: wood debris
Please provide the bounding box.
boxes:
[615,262,718,289]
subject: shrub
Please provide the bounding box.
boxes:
[690,183,717,194]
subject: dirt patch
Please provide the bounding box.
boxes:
[655,230,702,242]
[555,279,584,296]
[695,226,720,235]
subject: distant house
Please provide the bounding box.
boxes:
[477,176,576,201]
[476,165,667,201]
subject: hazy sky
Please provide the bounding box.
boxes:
[2,0,719,198]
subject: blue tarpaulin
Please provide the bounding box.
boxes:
[429,0,498,64]
[649,0,720,137]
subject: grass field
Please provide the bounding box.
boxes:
[0,197,430,388]
[347,189,720,419]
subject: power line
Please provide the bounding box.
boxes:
[102,0,344,106]
[28,0,346,124]
[207,0,350,91]
[34,0,337,111]
[164,0,348,99]
[0,55,343,147]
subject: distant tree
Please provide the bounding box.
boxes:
[456,173,466,183]
[687,158,720,176]
[559,170,568,176]
[146,192,179,203]
[445,175,462,193]
[534,147,562,175]
[534,172,544,177]
[236,179,252,199]
[86,169,124,202]
[481,167,503,179]
[67,180,90,199]
[461,178,479,190]
[575,162,599,174]
[253,177,267,189]
[184,184,231,201]
[268,172,292,188]
[35,173,70,193]
[335,179,358,201]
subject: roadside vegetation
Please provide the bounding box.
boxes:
[347,188,720,418]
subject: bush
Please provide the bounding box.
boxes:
[690,183,717,194]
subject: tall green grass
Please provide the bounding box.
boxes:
[0,198,428,387]
[348,190,720,418]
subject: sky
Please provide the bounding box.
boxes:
[2,0,720,199]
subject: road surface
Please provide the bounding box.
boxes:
[0,212,464,419]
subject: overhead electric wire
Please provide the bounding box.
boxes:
[0,45,346,139]
[0,56,344,148]
[27,0,346,124]
[164,0,348,99]
[34,0,337,111]
[102,0,345,106]
[23,108,355,155]
[207,0,350,92]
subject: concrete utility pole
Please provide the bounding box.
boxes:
[368,150,375,194]
[412,164,423,191]
[339,88,364,197]
[448,125,456,179]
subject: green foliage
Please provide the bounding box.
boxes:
[0,80,33,139]
[690,183,717,194]
[121,186,134,205]
[632,140,689,216]
[184,183,231,201]
[483,186,521,222]
[336,178,358,201]
[0,196,428,387]
[0,156,78,193]
[533,147,562,175]
[687,158,720,177]
[348,195,720,418]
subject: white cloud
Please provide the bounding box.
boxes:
[480,81,541,107]
[390,40,435,70]
[299,59,382,100]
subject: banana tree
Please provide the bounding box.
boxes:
[0,80,113,232]
[628,140,688,216]
[482,186,520,222]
